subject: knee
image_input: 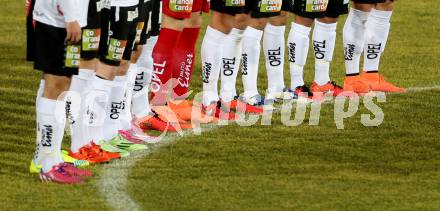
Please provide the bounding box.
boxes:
[184,12,203,28]
[294,16,314,27]
[269,12,289,26]
[209,12,235,34]
[234,14,250,30]
[376,0,395,11]
[317,17,338,24]
[43,76,71,99]
[352,3,374,12]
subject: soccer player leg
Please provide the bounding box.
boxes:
[70,0,102,153]
[313,21,337,87]
[241,19,265,102]
[264,11,288,100]
[32,21,79,173]
[311,0,349,96]
[288,0,326,97]
[364,1,392,73]
[104,6,140,140]
[87,5,133,143]
[171,6,205,100]
[150,0,192,105]
[361,0,403,92]
[201,3,238,106]
[287,19,311,91]
[129,0,154,120]
[219,15,246,103]
[241,0,282,103]
[342,1,373,93]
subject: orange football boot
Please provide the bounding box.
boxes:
[361,72,406,93]
[89,142,121,161]
[311,81,344,97]
[169,100,217,123]
[343,75,371,94]
[135,114,180,132]
[152,105,192,129]
[68,145,110,164]
[226,100,264,114]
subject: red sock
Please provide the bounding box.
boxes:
[171,27,201,99]
[150,28,182,105]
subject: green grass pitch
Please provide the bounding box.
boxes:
[1,0,440,210]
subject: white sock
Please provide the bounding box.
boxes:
[219,28,244,102]
[36,79,45,107]
[84,76,112,143]
[343,8,370,75]
[34,79,45,159]
[313,20,337,85]
[241,26,263,99]
[288,22,311,88]
[201,26,227,105]
[263,23,286,97]
[364,9,392,72]
[119,67,134,130]
[70,69,94,152]
[103,78,126,141]
[33,83,44,167]
[145,36,157,82]
[132,62,152,118]
[36,97,65,173]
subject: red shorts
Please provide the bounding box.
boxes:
[163,0,210,19]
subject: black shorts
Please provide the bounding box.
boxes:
[282,0,292,11]
[137,0,151,46]
[98,6,138,66]
[211,0,282,18]
[325,0,349,18]
[246,0,283,18]
[291,0,329,19]
[351,0,386,3]
[26,0,36,62]
[122,21,139,60]
[81,0,104,60]
[34,21,79,76]
[149,0,162,37]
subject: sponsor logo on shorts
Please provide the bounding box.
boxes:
[135,22,145,43]
[260,0,282,13]
[288,42,296,63]
[82,29,101,51]
[366,43,382,60]
[241,53,248,75]
[305,0,328,12]
[313,40,326,59]
[178,53,194,88]
[41,125,53,147]
[106,38,127,62]
[344,43,355,61]
[170,0,193,13]
[226,0,245,7]
[202,62,212,83]
[222,57,236,76]
[97,0,111,11]
[65,45,81,68]
[267,47,282,66]
[128,8,139,22]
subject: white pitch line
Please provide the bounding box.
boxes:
[97,85,440,211]
[406,85,440,92]
[96,125,219,211]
